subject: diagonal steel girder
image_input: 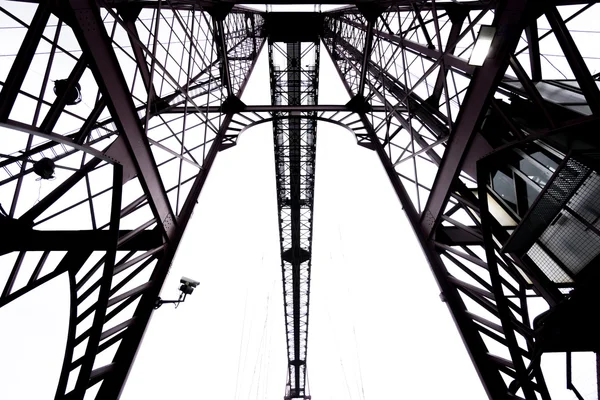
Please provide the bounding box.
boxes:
[420,0,541,239]
[320,37,511,399]
[15,2,266,398]
[358,16,375,96]
[322,21,446,161]
[321,4,551,398]
[334,13,475,77]
[90,8,266,398]
[93,114,238,400]
[215,18,234,95]
[323,16,452,141]
[120,6,157,100]
[64,0,177,241]
[4,1,599,399]
[545,5,600,115]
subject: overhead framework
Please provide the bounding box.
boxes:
[266,12,321,398]
[1,1,600,399]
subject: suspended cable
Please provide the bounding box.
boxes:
[263,277,277,400]
[234,288,249,400]
[259,275,279,400]
[323,248,356,400]
[327,303,355,400]
[337,225,367,400]
[352,325,367,400]
[251,255,272,400]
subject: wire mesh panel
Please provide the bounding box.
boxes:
[503,155,589,254]
[534,171,600,278]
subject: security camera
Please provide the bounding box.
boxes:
[155,276,200,309]
[180,276,199,288]
[180,276,200,295]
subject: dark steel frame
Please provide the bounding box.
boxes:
[268,39,320,399]
[1,0,600,399]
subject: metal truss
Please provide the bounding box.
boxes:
[268,39,320,400]
[322,1,600,399]
[2,0,600,399]
[0,0,264,398]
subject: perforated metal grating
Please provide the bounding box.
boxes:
[528,170,600,281]
[567,171,600,227]
[527,243,573,283]
[504,156,589,254]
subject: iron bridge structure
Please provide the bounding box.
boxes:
[1,0,600,399]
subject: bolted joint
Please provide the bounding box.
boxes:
[356,3,387,23]
[444,3,469,25]
[345,94,372,114]
[208,3,234,22]
[149,96,171,114]
[116,4,142,21]
[220,95,246,114]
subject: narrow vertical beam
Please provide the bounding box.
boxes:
[120,6,157,101]
[358,19,374,96]
[267,21,320,396]
[509,56,555,127]
[215,19,233,94]
[429,9,466,105]
[597,352,600,400]
[413,5,434,49]
[525,21,542,82]
[1,252,26,298]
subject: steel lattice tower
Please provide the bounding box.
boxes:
[1,0,600,399]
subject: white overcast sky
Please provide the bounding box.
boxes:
[0,3,599,400]
[119,43,489,400]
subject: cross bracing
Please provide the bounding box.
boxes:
[1,1,600,399]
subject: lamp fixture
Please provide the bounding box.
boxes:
[468,25,496,66]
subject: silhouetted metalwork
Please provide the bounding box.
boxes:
[1,0,600,399]
[267,17,321,396]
